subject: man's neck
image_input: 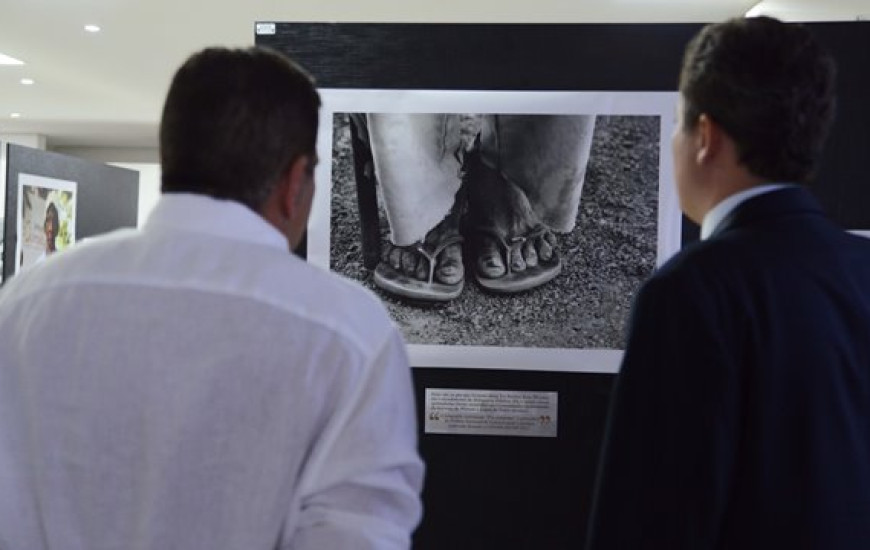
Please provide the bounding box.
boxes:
[692,164,766,224]
[700,183,793,239]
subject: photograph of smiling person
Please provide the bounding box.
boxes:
[15,173,77,273]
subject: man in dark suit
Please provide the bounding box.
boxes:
[587,16,870,550]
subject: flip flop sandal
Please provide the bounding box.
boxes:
[373,234,465,302]
[472,226,561,294]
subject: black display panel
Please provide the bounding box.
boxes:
[258,22,870,549]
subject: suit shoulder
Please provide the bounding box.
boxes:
[654,237,743,282]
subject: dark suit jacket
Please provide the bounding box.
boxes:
[587,186,870,549]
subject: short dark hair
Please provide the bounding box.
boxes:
[679,16,836,183]
[160,47,321,211]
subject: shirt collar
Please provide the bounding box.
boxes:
[143,193,289,251]
[700,183,794,240]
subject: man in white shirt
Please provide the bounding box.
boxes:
[0,47,423,550]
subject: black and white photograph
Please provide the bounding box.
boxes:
[309,90,681,371]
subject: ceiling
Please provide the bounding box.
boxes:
[0,0,866,150]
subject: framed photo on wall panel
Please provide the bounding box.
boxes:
[319,90,681,372]
[15,173,77,274]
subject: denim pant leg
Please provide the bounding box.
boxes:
[479,115,595,233]
[364,113,462,246]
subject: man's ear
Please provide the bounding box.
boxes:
[278,154,313,220]
[695,113,724,165]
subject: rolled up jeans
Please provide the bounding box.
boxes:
[355,113,595,246]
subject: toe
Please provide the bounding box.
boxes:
[538,237,554,262]
[544,231,557,248]
[388,246,403,270]
[535,231,557,262]
[401,249,419,277]
[509,241,527,272]
[415,258,428,281]
[522,240,538,267]
[436,244,464,285]
[477,237,506,279]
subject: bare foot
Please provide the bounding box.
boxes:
[463,142,557,281]
[381,202,464,286]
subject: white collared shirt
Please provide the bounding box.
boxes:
[701,183,793,240]
[0,193,423,550]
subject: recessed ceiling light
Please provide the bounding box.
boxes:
[20,78,34,85]
[10,113,21,119]
[0,52,24,65]
[84,24,101,33]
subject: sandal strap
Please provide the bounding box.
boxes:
[415,233,464,285]
[420,233,464,258]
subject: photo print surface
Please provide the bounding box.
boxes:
[15,173,77,273]
[310,90,682,372]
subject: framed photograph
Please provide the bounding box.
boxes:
[312,90,682,372]
[15,173,77,273]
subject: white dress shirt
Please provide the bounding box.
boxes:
[0,194,423,550]
[700,183,793,240]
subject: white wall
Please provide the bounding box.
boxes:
[747,0,870,20]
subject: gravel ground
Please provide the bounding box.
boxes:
[329,113,660,349]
